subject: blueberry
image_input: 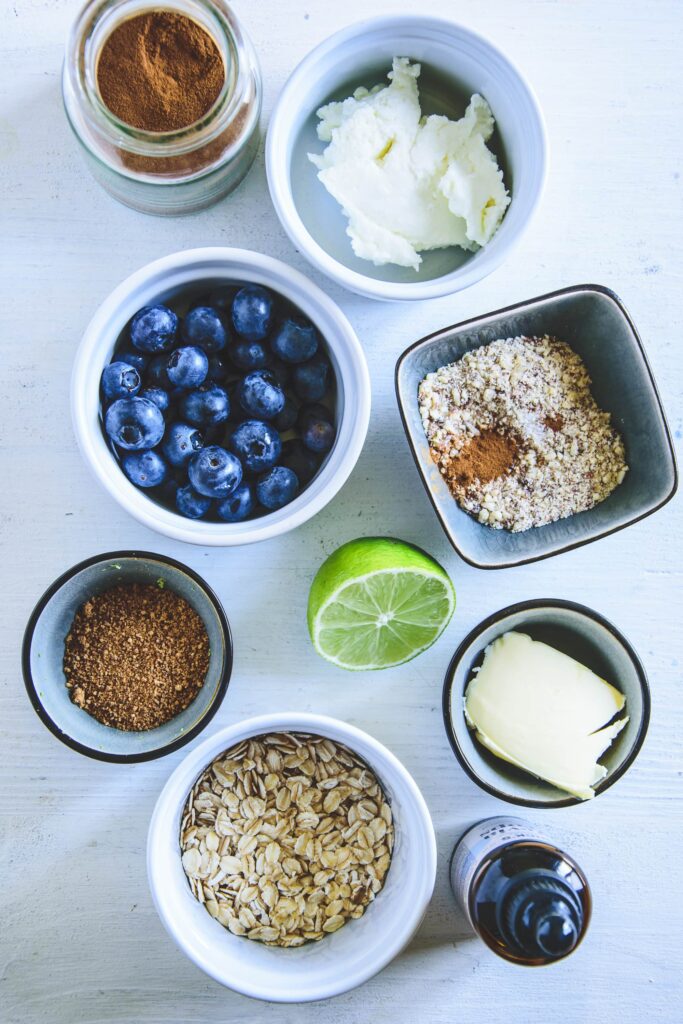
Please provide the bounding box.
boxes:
[216,483,255,523]
[299,403,336,453]
[130,304,178,353]
[238,370,285,420]
[231,340,268,371]
[166,346,209,389]
[192,287,235,313]
[280,439,320,484]
[256,466,299,510]
[206,354,230,383]
[232,285,273,341]
[162,422,204,467]
[116,349,149,373]
[101,361,141,402]
[229,420,282,473]
[176,484,212,519]
[188,445,242,498]
[105,397,165,450]
[139,386,170,413]
[145,354,172,388]
[272,397,298,432]
[302,417,335,453]
[271,316,320,363]
[292,353,331,401]
[179,383,230,426]
[121,450,168,488]
[182,306,227,352]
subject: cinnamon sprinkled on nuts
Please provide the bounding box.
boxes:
[418,335,628,532]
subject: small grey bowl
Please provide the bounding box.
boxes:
[22,551,232,763]
[395,284,677,569]
[442,599,650,808]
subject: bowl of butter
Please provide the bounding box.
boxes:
[266,16,546,301]
[442,599,650,808]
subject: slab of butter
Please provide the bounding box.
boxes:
[308,57,510,270]
[464,631,628,800]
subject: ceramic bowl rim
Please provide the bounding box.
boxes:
[71,247,371,545]
[21,550,233,764]
[441,597,651,809]
[395,282,679,569]
[147,711,437,1000]
[265,13,548,302]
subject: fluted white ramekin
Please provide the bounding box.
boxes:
[71,248,370,545]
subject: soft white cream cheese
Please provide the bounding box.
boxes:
[308,58,510,270]
[464,631,628,800]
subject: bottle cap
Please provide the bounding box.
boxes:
[500,873,583,961]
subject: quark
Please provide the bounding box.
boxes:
[464,631,628,800]
[308,58,510,270]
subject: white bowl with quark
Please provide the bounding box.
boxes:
[266,16,547,301]
[71,248,370,545]
[147,712,437,1002]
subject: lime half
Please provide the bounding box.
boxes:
[307,537,455,671]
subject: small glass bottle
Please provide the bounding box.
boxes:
[62,0,262,215]
[450,816,591,966]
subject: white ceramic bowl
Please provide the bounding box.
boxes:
[71,248,370,545]
[266,16,547,301]
[147,712,437,1001]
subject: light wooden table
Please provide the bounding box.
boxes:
[2,1,681,1021]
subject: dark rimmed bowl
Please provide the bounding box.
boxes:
[442,599,650,808]
[395,284,678,569]
[22,551,232,763]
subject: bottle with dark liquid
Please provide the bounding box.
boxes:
[450,817,591,966]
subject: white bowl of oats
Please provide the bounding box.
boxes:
[147,712,436,1001]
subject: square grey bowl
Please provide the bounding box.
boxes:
[395,284,677,569]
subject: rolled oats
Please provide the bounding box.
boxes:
[179,732,394,947]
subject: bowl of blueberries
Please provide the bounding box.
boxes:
[72,248,371,544]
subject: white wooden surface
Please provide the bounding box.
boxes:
[2,1,682,1021]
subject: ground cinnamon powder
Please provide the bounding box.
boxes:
[97,11,225,132]
[441,430,518,490]
[63,583,210,731]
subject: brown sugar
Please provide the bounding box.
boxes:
[97,11,225,132]
[441,430,518,490]
[63,583,210,731]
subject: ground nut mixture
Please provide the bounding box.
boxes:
[418,335,628,532]
[63,583,209,730]
[179,732,394,946]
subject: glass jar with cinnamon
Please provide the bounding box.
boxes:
[62,0,262,215]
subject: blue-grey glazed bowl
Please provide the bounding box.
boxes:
[22,551,232,763]
[442,599,650,808]
[395,285,677,569]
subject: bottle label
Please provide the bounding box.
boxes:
[450,816,547,927]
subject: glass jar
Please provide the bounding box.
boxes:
[62,0,262,215]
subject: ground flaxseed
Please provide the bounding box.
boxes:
[418,335,628,532]
[63,582,210,731]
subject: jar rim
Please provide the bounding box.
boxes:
[66,0,254,158]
